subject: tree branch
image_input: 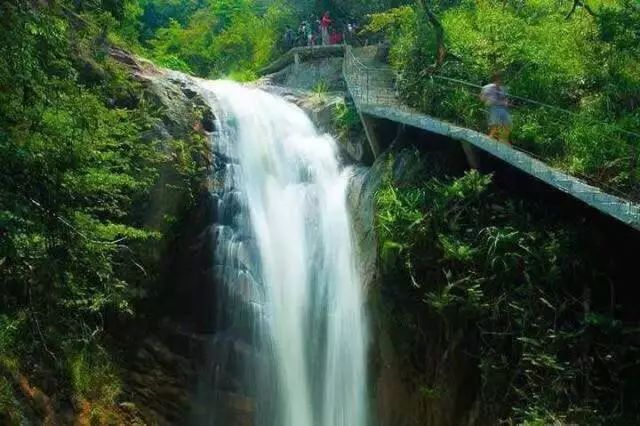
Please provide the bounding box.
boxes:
[566,0,597,20]
[415,0,447,67]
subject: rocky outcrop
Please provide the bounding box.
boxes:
[348,149,433,426]
[104,49,220,424]
[122,337,195,424]
[259,84,370,165]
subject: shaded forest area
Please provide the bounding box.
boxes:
[375,149,640,424]
[0,1,208,421]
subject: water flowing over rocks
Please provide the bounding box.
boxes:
[347,149,434,426]
[190,81,369,426]
[105,48,470,426]
[105,48,220,423]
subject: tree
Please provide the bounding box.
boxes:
[415,0,446,67]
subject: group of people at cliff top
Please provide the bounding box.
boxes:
[285,14,511,145]
[284,12,359,49]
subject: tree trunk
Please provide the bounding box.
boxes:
[565,0,597,19]
[415,0,447,67]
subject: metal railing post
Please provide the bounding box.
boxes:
[366,71,370,104]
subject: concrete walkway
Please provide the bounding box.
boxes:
[262,45,640,230]
[342,46,640,230]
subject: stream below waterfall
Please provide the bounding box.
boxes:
[196,80,368,426]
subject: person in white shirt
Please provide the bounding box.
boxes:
[480,72,512,145]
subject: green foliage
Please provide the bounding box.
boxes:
[113,0,145,47]
[332,99,361,142]
[0,0,207,412]
[308,80,331,105]
[328,0,410,18]
[0,375,26,424]
[368,0,640,196]
[363,6,420,69]
[67,345,122,405]
[375,151,640,423]
[139,0,295,78]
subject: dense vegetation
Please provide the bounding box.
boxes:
[366,0,640,198]
[128,0,295,80]
[120,0,406,80]
[0,1,206,421]
[376,150,640,424]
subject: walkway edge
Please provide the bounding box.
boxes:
[258,45,345,76]
[361,104,640,230]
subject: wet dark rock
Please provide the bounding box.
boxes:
[220,191,244,225]
[183,86,199,99]
[104,46,272,426]
[123,337,195,425]
[202,108,217,132]
[348,149,438,426]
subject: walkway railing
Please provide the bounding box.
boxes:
[342,45,640,228]
[343,46,397,107]
[343,45,640,204]
[258,44,640,225]
[259,45,345,76]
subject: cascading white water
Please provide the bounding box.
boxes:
[198,80,368,426]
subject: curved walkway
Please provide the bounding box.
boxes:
[262,45,640,230]
[342,46,640,230]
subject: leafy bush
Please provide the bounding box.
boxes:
[67,345,122,405]
[144,0,295,78]
[0,0,207,414]
[332,99,361,141]
[375,151,640,423]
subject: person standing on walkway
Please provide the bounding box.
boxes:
[284,25,294,49]
[306,22,314,46]
[480,72,512,145]
[320,12,332,45]
[297,22,306,46]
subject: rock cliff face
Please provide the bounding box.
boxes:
[112,56,272,426]
[260,56,371,164]
[104,49,219,424]
[348,149,436,426]
[103,55,359,425]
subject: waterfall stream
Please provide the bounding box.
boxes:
[197,80,368,426]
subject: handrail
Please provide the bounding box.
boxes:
[428,75,640,140]
[258,45,345,76]
[348,48,640,140]
[342,45,640,205]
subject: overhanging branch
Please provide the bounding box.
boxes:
[415,0,446,67]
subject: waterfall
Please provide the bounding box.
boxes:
[197,80,368,426]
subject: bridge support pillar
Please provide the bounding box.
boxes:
[359,112,382,159]
[294,53,301,71]
[460,141,480,170]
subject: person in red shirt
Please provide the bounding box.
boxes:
[320,12,331,45]
[330,29,343,45]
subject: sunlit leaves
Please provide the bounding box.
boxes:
[146,0,295,79]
